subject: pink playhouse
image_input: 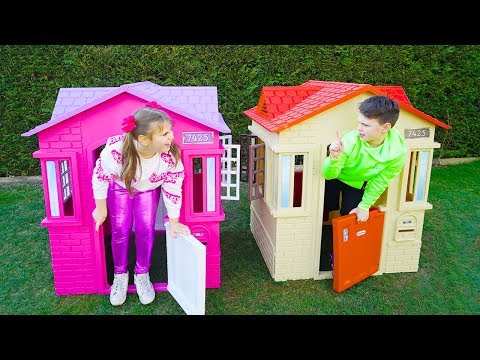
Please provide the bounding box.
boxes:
[22,81,240,300]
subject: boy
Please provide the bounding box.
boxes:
[322,95,407,223]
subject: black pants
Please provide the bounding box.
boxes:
[323,178,366,218]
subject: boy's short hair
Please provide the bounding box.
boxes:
[359,95,400,126]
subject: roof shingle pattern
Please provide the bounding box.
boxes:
[244,80,450,132]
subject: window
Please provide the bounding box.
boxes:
[399,149,433,210]
[244,137,311,215]
[33,151,82,225]
[264,150,309,215]
[60,160,74,215]
[191,155,217,214]
[46,159,75,217]
[277,154,305,208]
[406,150,429,202]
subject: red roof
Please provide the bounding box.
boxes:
[244,80,451,132]
[257,86,323,120]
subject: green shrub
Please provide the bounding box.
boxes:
[1,45,478,176]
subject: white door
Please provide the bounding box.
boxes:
[165,222,206,315]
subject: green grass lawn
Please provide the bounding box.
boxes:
[0,160,478,315]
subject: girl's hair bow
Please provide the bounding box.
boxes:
[121,115,136,132]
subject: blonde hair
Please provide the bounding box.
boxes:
[121,107,180,194]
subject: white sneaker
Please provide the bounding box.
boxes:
[134,272,155,305]
[110,272,129,306]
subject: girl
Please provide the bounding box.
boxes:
[92,101,190,306]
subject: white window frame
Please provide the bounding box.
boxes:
[33,151,83,226]
[266,150,311,217]
[399,148,434,211]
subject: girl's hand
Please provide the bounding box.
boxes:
[169,220,191,238]
[92,207,108,232]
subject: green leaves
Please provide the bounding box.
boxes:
[2,45,479,176]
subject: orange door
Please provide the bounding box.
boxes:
[332,208,384,293]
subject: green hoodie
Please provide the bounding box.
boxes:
[322,128,407,210]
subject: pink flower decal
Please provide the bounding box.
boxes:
[122,115,136,133]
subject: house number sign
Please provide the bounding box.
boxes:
[183,132,214,144]
[404,128,430,139]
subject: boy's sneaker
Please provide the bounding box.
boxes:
[110,272,129,306]
[134,272,155,305]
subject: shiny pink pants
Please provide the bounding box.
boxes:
[107,182,160,275]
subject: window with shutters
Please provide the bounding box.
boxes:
[33,151,83,226]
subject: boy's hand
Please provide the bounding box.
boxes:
[329,130,344,159]
[349,207,370,223]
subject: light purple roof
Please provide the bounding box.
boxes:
[22,81,230,136]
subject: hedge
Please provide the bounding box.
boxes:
[1,45,478,176]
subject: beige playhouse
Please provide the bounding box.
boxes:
[241,80,451,283]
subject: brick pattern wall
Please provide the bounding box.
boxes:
[49,227,96,295]
[39,117,98,295]
[383,241,422,273]
[274,217,314,280]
